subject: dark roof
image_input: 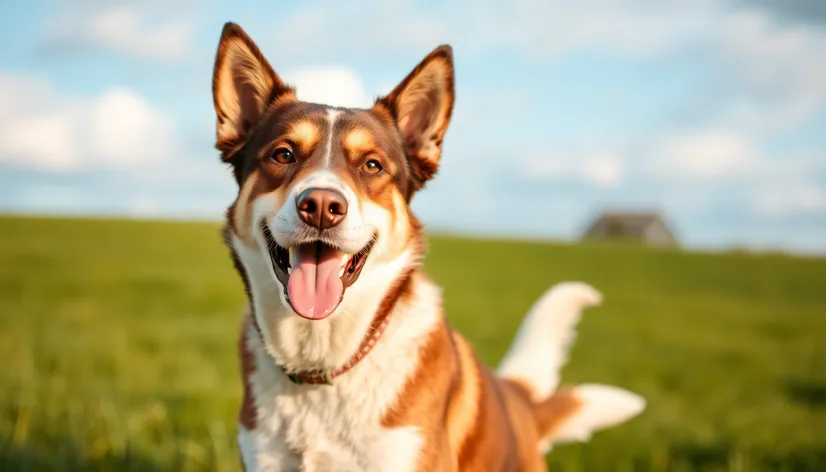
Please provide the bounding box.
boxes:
[582,210,679,245]
[591,211,664,226]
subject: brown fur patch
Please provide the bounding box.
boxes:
[342,127,376,157]
[381,313,457,471]
[238,312,258,430]
[381,303,549,472]
[389,191,412,251]
[232,169,260,245]
[533,388,584,441]
[284,120,321,156]
[446,334,481,458]
[454,359,521,471]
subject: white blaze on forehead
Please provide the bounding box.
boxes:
[293,169,351,202]
[322,108,341,168]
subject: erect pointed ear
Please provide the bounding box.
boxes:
[376,45,455,196]
[212,22,294,155]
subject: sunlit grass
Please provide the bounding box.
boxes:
[1,215,824,471]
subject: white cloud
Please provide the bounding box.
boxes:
[44,5,192,61]
[747,151,826,216]
[586,155,625,187]
[523,150,624,188]
[285,67,374,109]
[19,185,85,211]
[709,10,826,132]
[264,0,719,61]
[645,128,826,219]
[0,74,177,172]
[650,130,759,180]
[261,1,825,132]
[129,195,160,217]
[754,184,826,216]
[87,88,177,167]
[0,112,78,171]
[265,2,452,62]
[456,0,721,60]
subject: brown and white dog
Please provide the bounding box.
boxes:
[212,22,645,472]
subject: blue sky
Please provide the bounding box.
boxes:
[1,0,824,254]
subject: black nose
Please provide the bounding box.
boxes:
[295,188,348,230]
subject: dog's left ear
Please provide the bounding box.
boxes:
[376,45,455,196]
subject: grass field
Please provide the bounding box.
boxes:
[0,215,824,471]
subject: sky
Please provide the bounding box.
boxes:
[0,0,824,254]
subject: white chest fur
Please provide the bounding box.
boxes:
[238,280,442,472]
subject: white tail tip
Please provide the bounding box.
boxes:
[552,384,646,444]
[498,281,603,400]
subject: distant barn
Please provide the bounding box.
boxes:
[582,211,679,247]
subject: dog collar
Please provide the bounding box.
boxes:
[252,268,413,386]
[279,308,393,386]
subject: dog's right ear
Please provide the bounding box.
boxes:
[212,22,293,156]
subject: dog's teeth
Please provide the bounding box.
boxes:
[289,247,296,267]
[338,254,350,278]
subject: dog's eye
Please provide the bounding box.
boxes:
[363,159,383,175]
[270,148,295,164]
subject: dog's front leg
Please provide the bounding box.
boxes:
[363,426,431,472]
[237,426,301,472]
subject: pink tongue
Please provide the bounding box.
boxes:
[287,243,345,320]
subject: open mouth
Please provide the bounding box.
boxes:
[261,223,374,320]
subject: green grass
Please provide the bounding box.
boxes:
[1,215,824,471]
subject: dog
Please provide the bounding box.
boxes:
[211,22,645,472]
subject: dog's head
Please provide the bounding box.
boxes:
[213,23,454,321]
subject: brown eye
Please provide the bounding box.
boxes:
[270,148,295,164]
[363,159,383,175]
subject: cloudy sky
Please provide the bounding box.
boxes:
[1,0,824,254]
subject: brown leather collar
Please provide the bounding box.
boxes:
[280,309,392,385]
[272,268,414,386]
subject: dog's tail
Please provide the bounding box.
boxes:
[497,282,645,452]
